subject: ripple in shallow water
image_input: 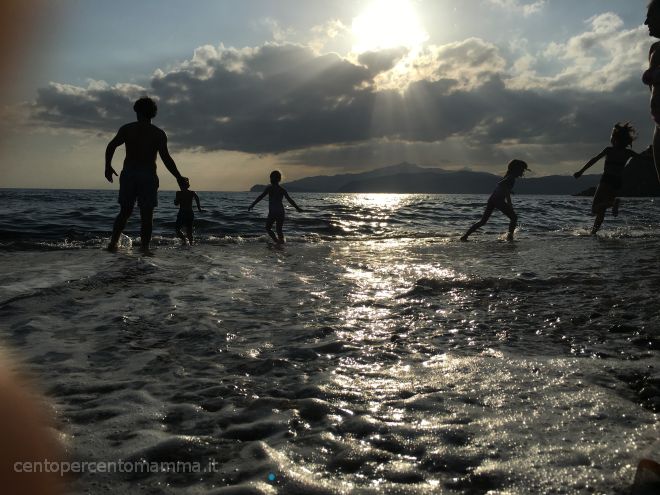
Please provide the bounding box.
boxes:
[0,234,658,493]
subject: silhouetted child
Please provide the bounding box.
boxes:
[174,178,202,245]
[574,122,640,235]
[461,159,529,242]
[248,170,302,244]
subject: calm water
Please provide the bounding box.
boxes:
[0,189,659,494]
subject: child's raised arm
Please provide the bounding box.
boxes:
[284,190,303,212]
[248,187,270,210]
[193,192,203,212]
[574,148,608,178]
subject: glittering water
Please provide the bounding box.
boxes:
[0,189,659,494]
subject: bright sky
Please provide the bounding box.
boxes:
[0,0,655,190]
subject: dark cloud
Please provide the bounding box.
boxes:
[357,47,409,74]
[35,83,136,132]
[33,41,652,162]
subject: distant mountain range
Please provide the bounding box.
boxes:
[250,156,660,196]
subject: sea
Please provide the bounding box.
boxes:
[0,188,659,494]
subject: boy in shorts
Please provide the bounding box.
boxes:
[174,178,203,245]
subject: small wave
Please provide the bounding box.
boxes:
[0,239,105,251]
[3,191,660,249]
[0,232,460,251]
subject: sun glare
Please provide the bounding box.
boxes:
[352,0,428,53]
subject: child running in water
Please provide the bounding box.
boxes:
[574,122,640,235]
[248,170,302,244]
[461,159,528,242]
[174,177,202,245]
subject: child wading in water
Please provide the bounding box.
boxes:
[248,170,303,244]
[461,159,529,242]
[574,123,639,235]
[174,178,202,245]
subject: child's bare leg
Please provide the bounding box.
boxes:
[265,217,279,243]
[590,195,607,233]
[276,218,285,244]
[612,198,620,217]
[502,205,517,241]
[186,224,194,245]
[175,227,187,244]
[175,219,187,244]
[591,212,605,235]
[461,204,494,241]
[595,198,615,211]
[266,228,279,243]
[461,221,483,241]
[591,184,615,230]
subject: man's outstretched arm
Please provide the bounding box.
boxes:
[105,128,125,183]
[158,132,187,186]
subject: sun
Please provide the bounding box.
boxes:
[351,0,428,53]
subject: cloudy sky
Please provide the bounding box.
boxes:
[0,0,655,190]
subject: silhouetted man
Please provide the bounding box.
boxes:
[105,97,187,253]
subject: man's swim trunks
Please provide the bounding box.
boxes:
[118,168,159,209]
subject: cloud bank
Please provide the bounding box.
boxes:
[32,12,652,171]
